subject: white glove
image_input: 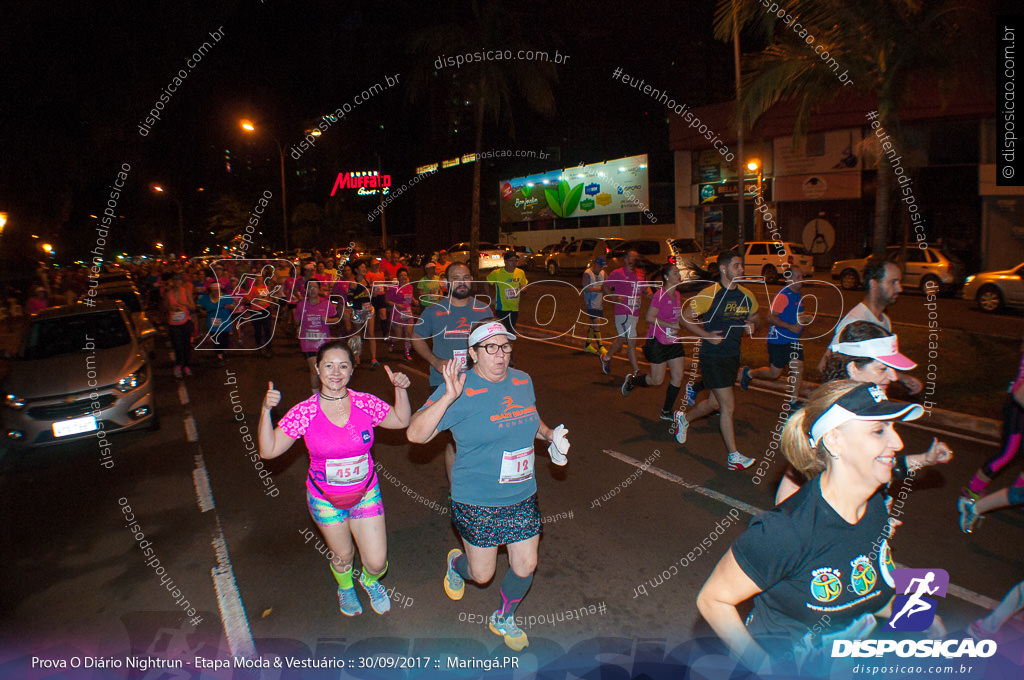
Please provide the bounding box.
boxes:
[547,424,570,466]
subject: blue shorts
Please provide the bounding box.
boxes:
[307,483,384,526]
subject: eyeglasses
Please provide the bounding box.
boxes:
[479,342,513,355]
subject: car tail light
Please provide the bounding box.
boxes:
[669,256,676,265]
[788,256,794,264]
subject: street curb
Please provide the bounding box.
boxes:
[540,326,1002,442]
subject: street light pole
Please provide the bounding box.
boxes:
[275,137,289,254]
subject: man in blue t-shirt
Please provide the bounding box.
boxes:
[741,267,806,405]
[411,262,493,480]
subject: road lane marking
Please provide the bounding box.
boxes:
[192,454,215,512]
[603,448,1003,613]
[183,415,198,442]
[178,383,189,405]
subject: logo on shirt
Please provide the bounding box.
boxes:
[810,567,843,603]
[849,556,877,596]
[361,430,372,444]
[489,395,537,424]
[887,568,948,631]
[443,316,473,339]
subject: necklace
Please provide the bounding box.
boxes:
[319,390,349,401]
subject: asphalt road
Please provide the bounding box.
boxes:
[1,323,1022,677]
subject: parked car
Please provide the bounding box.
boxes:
[962,262,1024,313]
[447,242,507,271]
[666,238,706,283]
[1,301,157,447]
[529,243,563,272]
[705,241,813,284]
[607,238,696,277]
[90,282,158,357]
[496,244,535,269]
[544,238,624,275]
[831,246,965,294]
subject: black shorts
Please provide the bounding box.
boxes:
[767,341,804,368]
[371,295,387,310]
[699,353,740,390]
[643,337,686,364]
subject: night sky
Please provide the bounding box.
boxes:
[1,1,735,270]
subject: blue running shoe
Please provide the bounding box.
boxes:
[337,586,362,616]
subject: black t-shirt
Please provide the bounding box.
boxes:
[689,283,758,357]
[731,475,896,658]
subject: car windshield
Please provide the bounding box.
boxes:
[19,310,131,360]
[788,244,810,255]
[670,239,701,253]
[93,291,141,313]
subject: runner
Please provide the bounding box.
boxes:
[958,477,1024,533]
[295,280,341,392]
[415,261,443,308]
[819,257,922,395]
[487,251,527,333]
[622,264,686,421]
[968,580,1024,641]
[197,282,237,365]
[411,262,493,481]
[259,340,411,616]
[406,320,570,652]
[696,380,926,672]
[960,335,1024,502]
[347,259,377,368]
[581,257,607,355]
[740,267,806,405]
[775,321,953,504]
[674,250,759,471]
[385,267,416,361]
[600,249,645,376]
[366,258,389,366]
[164,273,196,378]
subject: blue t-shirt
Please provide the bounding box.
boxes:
[767,286,803,345]
[427,368,540,506]
[414,298,493,385]
[198,294,237,331]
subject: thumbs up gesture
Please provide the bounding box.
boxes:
[263,381,281,410]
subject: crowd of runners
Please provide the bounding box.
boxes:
[31,246,1022,664]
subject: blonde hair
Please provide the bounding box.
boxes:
[782,379,863,477]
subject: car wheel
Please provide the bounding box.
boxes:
[920,274,941,294]
[840,269,860,290]
[547,261,558,276]
[977,285,1004,313]
[761,264,779,285]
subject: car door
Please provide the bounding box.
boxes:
[900,248,927,288]
[746,243,768,276]
[575,239,598,270]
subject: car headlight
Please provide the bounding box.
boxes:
[117,366,147,392]
[964,275,975,284]
[5,393,26,410]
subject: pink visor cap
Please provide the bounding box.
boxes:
[829,335,917,371]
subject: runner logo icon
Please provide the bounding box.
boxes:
[887,568,948,631]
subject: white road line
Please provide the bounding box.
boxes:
[192,455,215,512]
[518,324,999,447]
[604,448,1002,612]
[183,415,198,442]
[178,383,189,405]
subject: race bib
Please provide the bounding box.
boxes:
[211,318,222,326]
[170,310,187,324]
[505,287,519,299]
[663,326,678,339]
[305,330,326,341]
[627,296,640,309]
[499,446,535,484]
[452,349,468,371]
[325,454,369,485]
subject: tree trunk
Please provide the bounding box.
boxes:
[470,84,486,281]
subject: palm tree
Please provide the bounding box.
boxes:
[408,0,558,276]
[714,0,991,257]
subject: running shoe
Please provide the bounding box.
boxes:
[583,344,599,355]
[967,620,991,641]
[740,367,751,391]
[684,383,697,406]
[673,411,689,444]
[173,366,182,379]
[370,360,380,371]
[184,366,193,377]
[659,410,674,421]
[957,496,981,534]
[621,373,634,396]
[960,487,981,502]
[727,451,755,471]
[337,586,363,616]
[488,610,529,651]
[600,354,611,375]
[359,573,391,614]
[404,351,412,361]
[444,548,465,601]
[387,340,395,353]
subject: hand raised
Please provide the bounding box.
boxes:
[264,380,281,410]
[383,364,411,389]
[442,359,466,400]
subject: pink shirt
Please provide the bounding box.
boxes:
[386,283,415,321]
[605,267,642,317]
[648,289,682,344]
[294,298,337,354]
[278,391,390,499]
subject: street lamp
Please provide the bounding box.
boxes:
[746,160,764,241]
[240,118,289,254]
[152,185,186,256]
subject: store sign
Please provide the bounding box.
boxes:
[330,171,392,196]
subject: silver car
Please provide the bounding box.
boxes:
[447,242,507,271]
[962,262,1024,313]
[2,301,157,447]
